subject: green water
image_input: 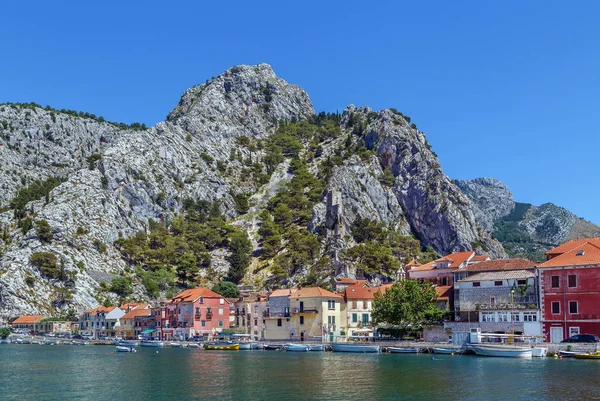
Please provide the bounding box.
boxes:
[0,345,598,400]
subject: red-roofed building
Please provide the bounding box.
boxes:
[408,251,477,287]
[344,283,378,337]
[538,238,600,343]
[162,288,230,341]
[290,287,345,342]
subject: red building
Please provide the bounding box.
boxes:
[160,288,231,341]
[538,238,600,343]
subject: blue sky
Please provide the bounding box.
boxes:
[1,1,599,224]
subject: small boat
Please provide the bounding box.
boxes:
[43,339,61,345]
[263,344,282,351]
[73,341,89,346]
[574,352,600,360]
[471,344,533,358]
[116,346,136,353]
[309,344,326,352]
[188,343,200,348]
[252,343,264,350]
[559,350,577,358]
[140,340,164,348]
[433,348,457,354]
[238,343,253,350]
[330,344,380,353]
[63,341,74,345]
[532,347,548,358]
[15,338,31,344]
[386,347,419,354]
[31,340,41,345]
[284,343,310,352]
[116,340,139,347]
[170,342,187,348]
[203,342,240,350]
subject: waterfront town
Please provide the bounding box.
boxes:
[7,237,600,347]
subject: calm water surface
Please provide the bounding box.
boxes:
[0,344,598,400]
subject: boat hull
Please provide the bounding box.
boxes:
[140,341,164,348]
[284,343,309,352]
[116,346,136,353]
[170,342,187,348]
[203,343,240,350]
[309,344,325,352]
[432,348,456,354]
[387,347,419,354]
[559,351,577,358]
[330,344,380,353]
[238,343,252,350]
[116,341,139,347]
[574,353,600,360]
[472,345,532,358]
[263,344,282,350]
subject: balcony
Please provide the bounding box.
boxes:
[194,314,201,321]
[263,311,290,318]
[474,302,538,311]
[295,308,318,314]
[206,312,213,321]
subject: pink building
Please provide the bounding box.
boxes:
[161,288,231,341]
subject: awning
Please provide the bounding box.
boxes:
[141,329,156,334]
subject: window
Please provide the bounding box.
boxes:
[218,320,223,327]
[569,301,578,314]
[201,320,206,327]
[220,298,224,304]
[472,282,480,287]
[254,319,258,326]
[352,300,357,309]
[498,312,509,322]
[300,316,304,325]
[551,276,560,288]
[352,313,358,323]
[364,301,370,310]
[362,314,369,324]
[511,313,520,322]
[569,327,580,337]
[523,312,537,322]
[218,308,223,316]
[490,297,496,305]
[441,277,447,286]
[277,319,282,327]
[199,297,204,304]
[328,316,336,325]
[494,281,502,286]
[551,302,560,314]
[481,312,495,322]
[517,279,527,286]
[328,300,336,310]
[568,275,577,288]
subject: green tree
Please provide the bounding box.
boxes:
[176,252,199,286]
[35,219,53,243]
[212,281,240,298]
[0,327,10,338]
[372,280,441,329]
[109,277,133,297]
[30,252,59,279]
[227,232,252,283]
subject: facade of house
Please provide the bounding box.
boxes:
[289,287,345,342]
[79,306,126,338]
[344,282,375,338]
[538,238,600,343]
[162,288,230,341]
[10,315,45,332]
[264,289,296,340]
[408,251,478,287]
[119,305,151,339]
[247,294,268,341]
[454,269,541,336]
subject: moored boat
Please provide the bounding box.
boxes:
[330,344,380,353]
[170,342,187,348]
[263,344,282,350]
[471,344,533,358]
[203,342,240,350]
[140,340,164,348]
[308,344,325,352]
[559,350,577,358]
[532,347,548,358]
[432,348,456,354]
[284,343,310,352]
[43,338,61,345]
[15,338,31,344]
[574,352,600,360]
[188,343,200,348]
[386,347,419,354]
[116,340,139,347]
[252,343,264,350]
[116,346,136,353]
[238,343,252,350]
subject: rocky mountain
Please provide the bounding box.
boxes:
[456,178,600,261]
[0,63,506,323]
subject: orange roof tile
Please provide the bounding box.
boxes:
[410,251,475,272]
[335,277,358,284]
[269,288,298,298]
[11,315,45,325]
[460,258,535,272]
[434,286,453,300]
[375,283,395,295]
[471,255,491,262]
[294,287,342,299]
[540,241,600,268]
[545,238,600,256]
[344,283,378,300]
[83,306,117,315]
[169,288,223,303]
[121,308,152,320]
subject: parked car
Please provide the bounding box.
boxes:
[561,334,600,343]
[72,334,84,340]
[189,336,205,342]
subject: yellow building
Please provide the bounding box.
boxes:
[289,287,346,342]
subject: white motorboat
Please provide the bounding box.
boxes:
[140,340,164,348]
[188,343,200,348]
[532,347,548,357]
[116,346,136,353]
[386,347,419,354]
[308,344,325,352]
[559,350,577,358]
[330,344,380,353]
[116,340,139,347]
[238,343,253,350]
[43,339,61,345]
[432,348,457,354]
[73,341,89,346]
[471,344,533,358]
[15,338,31,344]
[284,343,310,352]
[170,342,187,348]
[251,343,263,350]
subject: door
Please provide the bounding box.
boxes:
[299,302,304,313]
[550,327,563,343]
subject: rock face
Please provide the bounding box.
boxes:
[454,178,515,231]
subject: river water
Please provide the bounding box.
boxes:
[0,344,598,400]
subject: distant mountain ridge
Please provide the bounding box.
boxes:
[455,178,600,261]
